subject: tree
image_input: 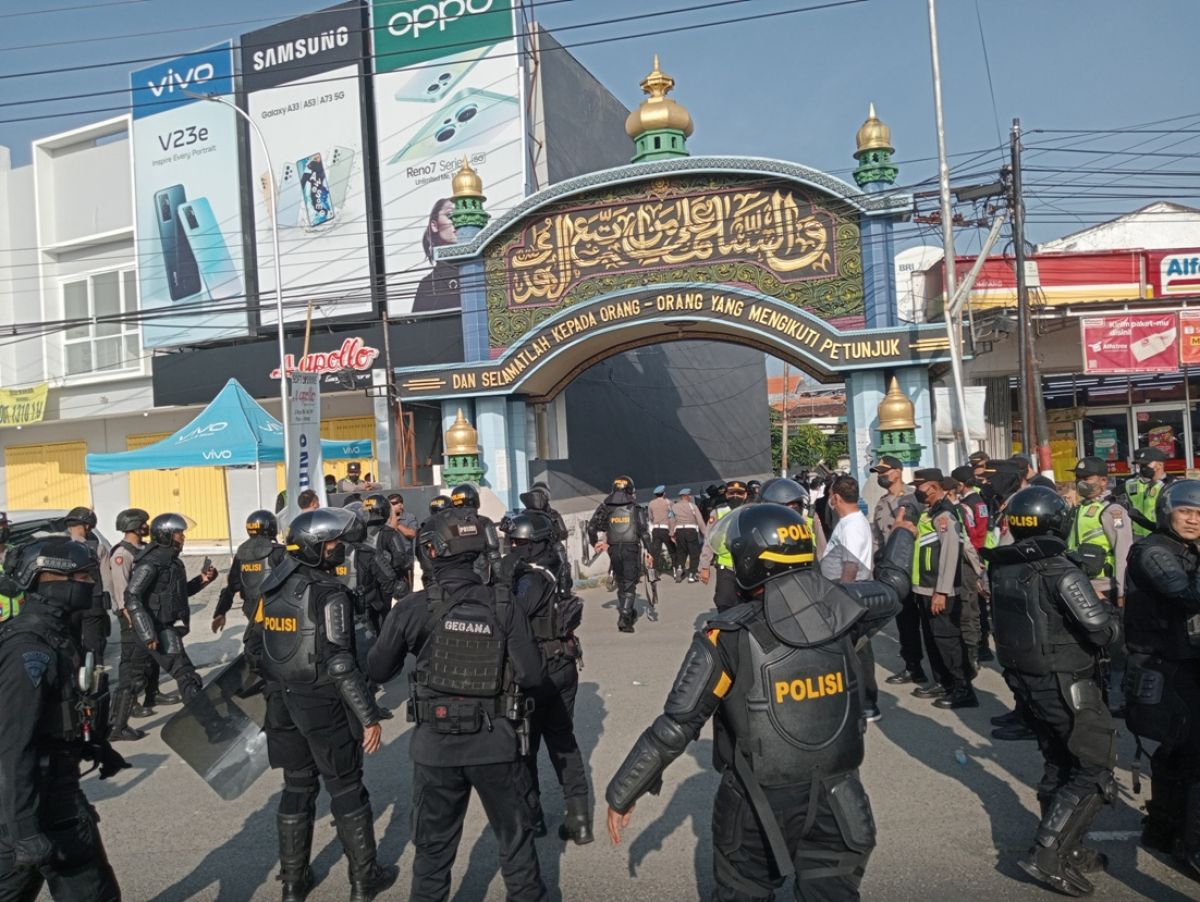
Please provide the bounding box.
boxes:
[770,409,830,472]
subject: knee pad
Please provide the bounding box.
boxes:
[281,768,319,815]
[328,780,369,818]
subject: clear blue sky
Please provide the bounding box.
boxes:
[0,0,1195,245]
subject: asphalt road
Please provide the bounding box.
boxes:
[74,575,1199,901]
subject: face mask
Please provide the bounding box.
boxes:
[1138,465,1156,480]
[876,474,893,490]
[38,579,93,613]
[1076,480,1100,500]
[726,495,745,510]
[914,489,929,506]
[510,542,535,562]
[322,543,346,570]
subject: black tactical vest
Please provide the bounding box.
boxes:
[0,610,91,745]
[717,570,866,788]
[333,547,359,592]
[1125,533,1200,660]
[133,545,188,623]
[261,570,322,685]
[604,504,639,544]
[523,565,560,641]
[988,542,1097,675]
[236,536,277,619]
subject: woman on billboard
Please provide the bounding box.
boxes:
[412,198,462,314]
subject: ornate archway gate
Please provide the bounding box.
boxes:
[394,157,955,509]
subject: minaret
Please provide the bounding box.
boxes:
[442,407,485,484]
[450,156,489,233]
[854,103,900,329]
[624,55,694,163]
[874,377,924,468]
[853,103,899,189]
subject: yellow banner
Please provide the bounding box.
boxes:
[0,383,48,427]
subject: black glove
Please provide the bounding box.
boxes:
[14,832,57,867]
[98,743,130,780]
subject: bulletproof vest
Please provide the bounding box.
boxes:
[718,570,866,788]
[523,564,561,641]
[1125,533,1200,660]
[0,609,87,744]
[604,503,640,544]
[134,545,188,623]
[333,547,359,591]
[236,536,276,618]
[1068,501,1114,578]
[988,541,1097,675]
[261,569,323,685]
[911,500,962,592]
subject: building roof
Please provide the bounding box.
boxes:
[1036,202,1200,253]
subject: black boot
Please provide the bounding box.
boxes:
[335,805,398,902]
[933,683,979,709]
[617,591,637,633]
[277,811,315,902]
[558,796,594,846]
[1018,789,1105,897]
[130,703,156,719]
[110,687,147,742]
[978,634,995,662]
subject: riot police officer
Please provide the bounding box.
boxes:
[759,477,811,516]
[260,507,396,902]
[367,507,548,902]
[123,513,217,708]
[606,504,909,901]
[364,493,410,604]
[450,483,502,582]
[1123,479,1200,876]
[64,507,112,663]
[982,487,1120,896]
[108,508,154,740]
[588,475,652,633]
[0,537,127,901]
[503,510,591,845]
[212,510,287,673]
[519,481,574,599]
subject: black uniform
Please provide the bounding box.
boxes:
[587,492,651,631]
[606,570,900,901]
[214,534,286,672]
[1123,531,1200,872]
[0,601,122,901]
[519,486,574,599]
[111,539,158,711]
[260,556,387,893]
[337,538,396,638]
[367,523,411,603]
[984,536,1120,887]
[367,563,548,902]
[75,534,112,663]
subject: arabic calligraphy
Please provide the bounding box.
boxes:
[505,186,836,308]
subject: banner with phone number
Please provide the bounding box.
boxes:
[0,383,48,427]
[130,43,250,348]
[371,0,524,317]
[240,1,376,328]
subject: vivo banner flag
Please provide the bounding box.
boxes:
[287,372,325,517]
[130,43,249,348]
[371,0,524,316]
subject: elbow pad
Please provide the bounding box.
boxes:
[324,594,355,649]
[841,581,901,632]
[605,714,691,814]
[876,528,914,600]
[1056,568,1117,647]
[124,597,157,646]
[1135,544,1200,612]
[328,652,379,727]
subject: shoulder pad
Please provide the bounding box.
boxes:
[703,603,758,632]
[1131,539,1191,596]
[1055,566,1115,639]
[262,555,301,594]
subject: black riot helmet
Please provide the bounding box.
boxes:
[343,504,368,544]
[612,475,635,495]
[246,509,279,539]
[428,495,451,515]
[13,536,97,596]
[502,510,555,543]
[115,508,150,535]
[1004,486,1068,541]
[286,507,358,567]
[65,506,97,530]
[450,483,481,510]
[759,477,810,512]
[1157,479,1200,534]
[714,503,815,590]
[0,510,10,545]
[519,482,552,512]
[419,508,486,565]
[363,493,390,525]
[150,513,190,549]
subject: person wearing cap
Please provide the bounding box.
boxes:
[1011,454,1057,491]
[969,450,990,474]
[670,488,706,583]
[870,456,927,687]
[647,486,676,578]
[337,462,379,494]
[65,506,113,663]
[698,480,750,610]
[949,466,994,677]
[1121,446,1173,537]
[896,468,978,709]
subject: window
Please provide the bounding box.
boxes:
[61,269,140,376]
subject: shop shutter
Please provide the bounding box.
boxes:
[126,433,230,543]
[4,441,90,510]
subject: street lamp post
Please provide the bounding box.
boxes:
[183,89,290,481]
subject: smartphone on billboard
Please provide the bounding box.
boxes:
[261,163,302,229]
[390,44,493,103]
[153,185,203,301]
[327,145,356,211]
[178,198,243,304]
[296,153,335,228]
[388,89,518,165]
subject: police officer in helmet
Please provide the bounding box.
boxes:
[1123,479,1200,876]
[587,476,653,633]
[64,506,112,663]
[503,510,591,845]
[759,476,811,516]
[606,504,909,900]
[450,483,502,582]
[212,510,287,674]
[982,486,1120,896]
[108,507,157,740]
[367,508,548,901]
[364,493,410,605]
[260,507,396,902]
[0,537,127,901]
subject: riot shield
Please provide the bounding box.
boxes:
[161,654,269,801]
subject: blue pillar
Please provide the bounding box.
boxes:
[895,366,934,467]
[476,396,513,510]
[507,397,529,505]
[860,198,899,329]
[453,222,489,363]
[845,370,886,487]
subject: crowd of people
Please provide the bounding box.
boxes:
[0,446,1196,901]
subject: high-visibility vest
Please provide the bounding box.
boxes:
[713,506,733,568]
[0,565,23,622]
[1068,501,1114,577]
[1124,478,1163,538]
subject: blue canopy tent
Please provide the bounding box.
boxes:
[85,378,372,473]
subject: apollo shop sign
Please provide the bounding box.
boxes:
[269,337,380,380]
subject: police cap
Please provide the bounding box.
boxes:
[1133,446,1168,463]
[1073,457,1108,479]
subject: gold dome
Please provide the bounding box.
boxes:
[855,103,894,156]
[451,156,484,199]
[445,408,479,456]
[624,55,694,139]
[877,377,916,431]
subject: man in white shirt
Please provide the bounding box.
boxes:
[819,476,881,722]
